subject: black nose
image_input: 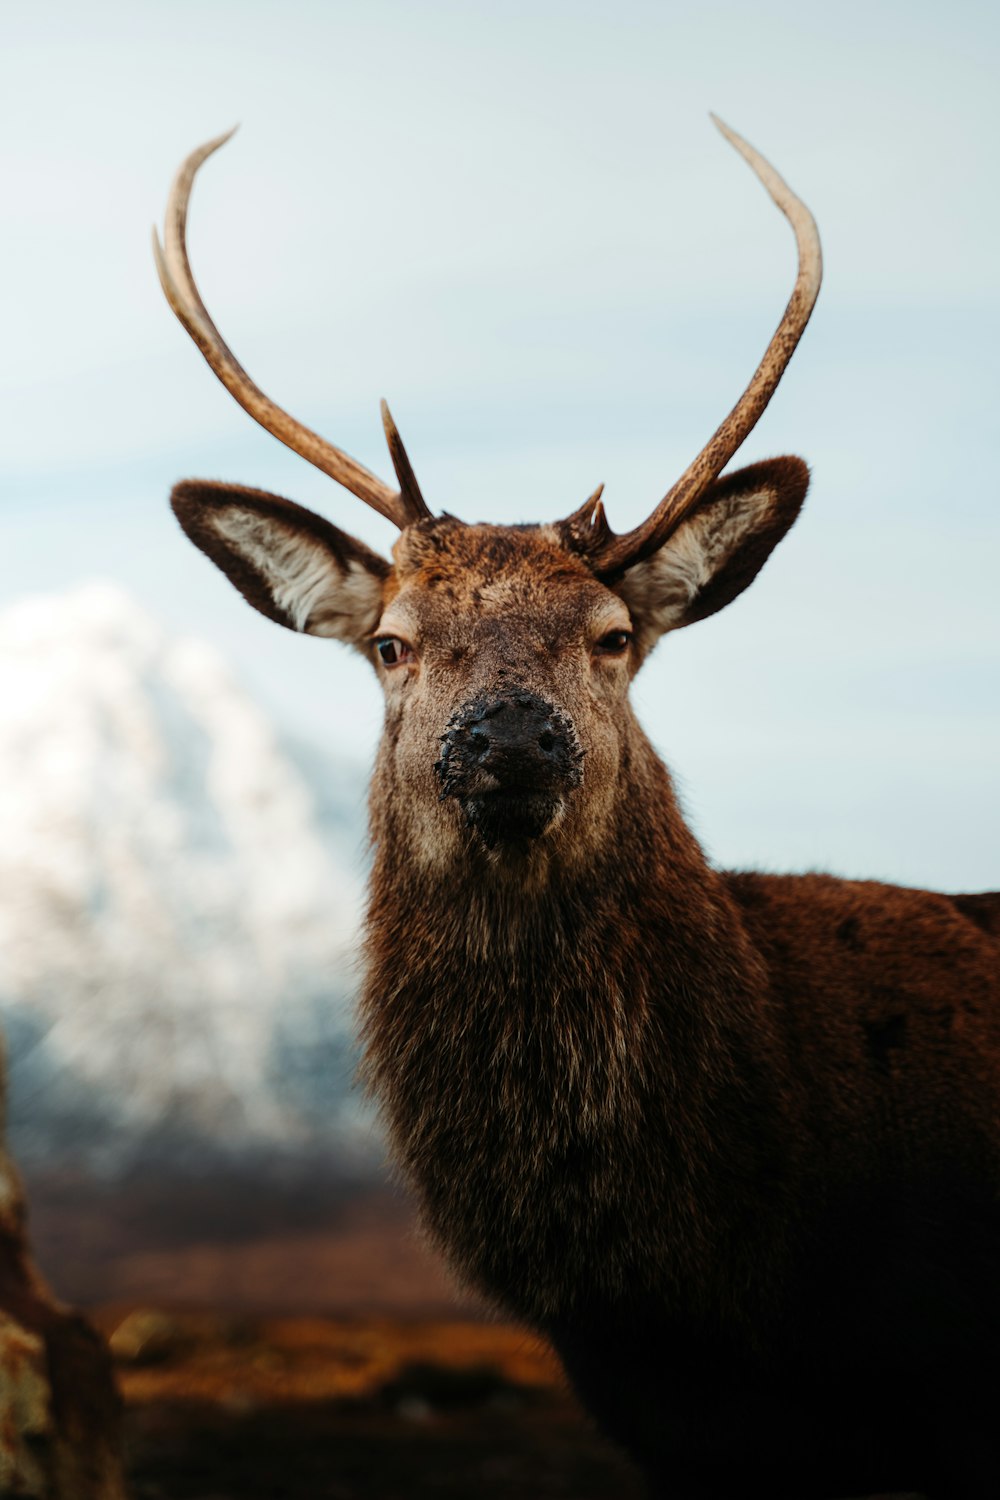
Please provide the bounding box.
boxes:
[435,692,583,845]
[466,698,564,771]
[439,692,576,789]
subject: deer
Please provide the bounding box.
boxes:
[154,120,1000,1500]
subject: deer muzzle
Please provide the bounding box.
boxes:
[435,691,584,847]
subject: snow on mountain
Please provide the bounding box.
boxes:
[0,582,373,1176]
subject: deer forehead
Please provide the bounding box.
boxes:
[382,521,627,645]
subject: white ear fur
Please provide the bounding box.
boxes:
[172,481,391,653]
[615,475,796,657]
[211,508,384,645]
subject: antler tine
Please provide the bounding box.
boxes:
[381,401,432,522]
[573,117,822,577]
[560,484,610,550]
[154,131,425,530]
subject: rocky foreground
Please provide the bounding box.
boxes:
[0,1151,124,1497]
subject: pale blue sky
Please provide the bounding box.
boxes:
[2,0,998,890]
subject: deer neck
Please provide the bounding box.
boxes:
[360,731,784,1324]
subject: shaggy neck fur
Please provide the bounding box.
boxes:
[361,727,797,1331]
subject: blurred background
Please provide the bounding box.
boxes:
[0,1,997,1492]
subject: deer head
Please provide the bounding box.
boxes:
[157,120,820,873]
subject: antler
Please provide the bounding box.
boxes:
[563,116,822,576]
[153,129,431,530]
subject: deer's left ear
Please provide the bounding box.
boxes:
[615,456,808,653]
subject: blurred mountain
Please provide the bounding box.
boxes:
[0,582,375,1180]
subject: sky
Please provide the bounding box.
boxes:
[2,0,998,891]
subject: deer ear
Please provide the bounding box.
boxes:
[171,481,391,652]
[615,457,808,653]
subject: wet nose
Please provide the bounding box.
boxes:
[436,690,582,796]
[465,696,568,775]
[436,691,584,844]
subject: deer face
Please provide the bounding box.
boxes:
[158,118,819,870]
[380,521,621,856]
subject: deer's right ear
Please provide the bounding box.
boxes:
[171,481,391,652]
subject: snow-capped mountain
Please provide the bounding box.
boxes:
[0,582,373,1177]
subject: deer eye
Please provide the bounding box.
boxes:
[375,637,413,667]
[594,629,632,657]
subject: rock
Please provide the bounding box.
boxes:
[108,1309,191,1368]
[0,1085,125,1497]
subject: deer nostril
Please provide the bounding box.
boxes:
[537,730,556,754]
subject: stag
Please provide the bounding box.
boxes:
[155,122,1000,1500]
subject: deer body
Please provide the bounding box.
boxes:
[156,124,1000,1498]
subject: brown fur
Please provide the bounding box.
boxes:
[172,464,1000,1500]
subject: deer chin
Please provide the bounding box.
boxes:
[462,788,566,849]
